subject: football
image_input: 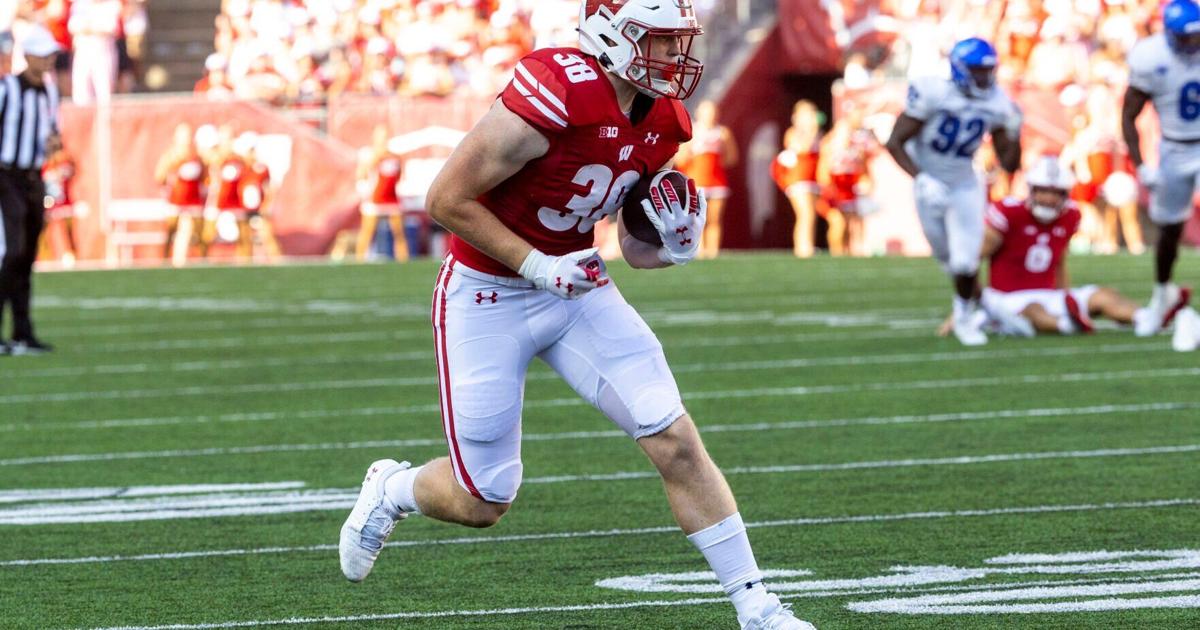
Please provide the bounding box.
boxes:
[620,169,690,246]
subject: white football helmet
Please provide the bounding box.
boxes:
[1025,155,1074,223]
[578,0,704,99]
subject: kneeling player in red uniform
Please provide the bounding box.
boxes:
[942,156,1168,338]
[336,2,813,628]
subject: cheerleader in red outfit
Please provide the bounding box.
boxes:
[771,100,823,258]
[236,133,281,261]
[817,104,878,257]
[41,148,77,267]
[678,100,737,258]
[154,123,207,266]
[356,124,409,261]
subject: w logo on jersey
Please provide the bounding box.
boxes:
[618,145,635,161]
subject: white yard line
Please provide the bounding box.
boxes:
[26,309,942,355]
[48,315,401,339]
[521,444,1200,484]
[6,498,1196,567]
[6,328,948,379]
[2,340,1164,386]
[90,581,1200,630]
[3,363,1196,407]
[0,482,305,504]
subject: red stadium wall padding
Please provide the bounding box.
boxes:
[327,94,492,151]
[59,98,360,261]
[710,25,838,251]
[777,0,897,75]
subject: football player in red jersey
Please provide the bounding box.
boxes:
[939,156,1168,339]
[338,2,813,628]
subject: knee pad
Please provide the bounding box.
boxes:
[464,456,523,504]
[449,337,522,443]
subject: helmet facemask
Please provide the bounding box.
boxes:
[1030,186,1069,223]
[579,0,704,100]
[621,22,702,99]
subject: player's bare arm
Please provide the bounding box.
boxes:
[981,224,1004,260]
[990,127,1021,173]
[617,209,670,268]
[426,99,550,272]
[1120,86,1152,168]
[1056,256,1070,291]
[885,113,924,177]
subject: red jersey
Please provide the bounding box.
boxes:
[42,152,74,207]
[369,154,402,204]
[684,126,728,187]
[239,162,270,212]
[771,148,820,190]
[449,48,691,276]
[985,197,1080,293]
[167,153,206,206]
[212,156,247,210]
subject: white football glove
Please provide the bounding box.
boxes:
[914,172,950,210]
[518,247,608,300]
[642,176,706,266]
[1136,163,1159,189]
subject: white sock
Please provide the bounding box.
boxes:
[1056,315,1076,335]
[687,513,770,622]
[1152,282,1173,308]
[383,465,423,515]
[953,296,970,320]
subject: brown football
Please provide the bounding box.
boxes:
[620,169,690,246]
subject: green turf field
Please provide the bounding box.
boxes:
[2,253,1199,629]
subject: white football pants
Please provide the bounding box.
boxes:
[915,176,986,276]
[431,254,685,504]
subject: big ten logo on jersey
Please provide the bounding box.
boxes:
[553,53,598,84]
[538,164,640,233]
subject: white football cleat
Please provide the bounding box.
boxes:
[952,310,988,346]
[741,594,817,630]
[1137,285,1191,336]
[339,459,410,582]
[1172,307,1199,352]
[988,307,1035,338]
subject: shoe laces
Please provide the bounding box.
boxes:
[357,505,397,552]
[746,601,800,630]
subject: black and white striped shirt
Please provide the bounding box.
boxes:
[0,74,59,171]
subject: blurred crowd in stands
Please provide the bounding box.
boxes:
[197,0,581,104]
[0,0,146,104]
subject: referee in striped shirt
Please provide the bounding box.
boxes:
[0,25,61,356]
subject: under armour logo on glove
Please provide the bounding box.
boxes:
[676,225,696,246]
[518,248,607,300]
[555,277,574,295]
